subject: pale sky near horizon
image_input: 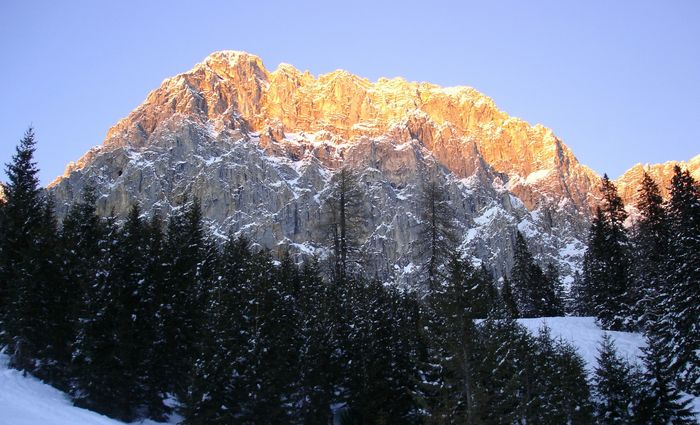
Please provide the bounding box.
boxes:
[1,0,699,185]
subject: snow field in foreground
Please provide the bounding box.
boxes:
[519,316,699,418]
[0,352,175,425]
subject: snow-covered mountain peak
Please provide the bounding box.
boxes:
[45,51,699,284]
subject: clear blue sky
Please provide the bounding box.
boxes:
[1,0,699,185]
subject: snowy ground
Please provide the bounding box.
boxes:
[0,352,177,425]
[519,316,700,418]
[518,316,645,371]
[0,317,697,423]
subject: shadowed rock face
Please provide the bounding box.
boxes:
[45,51,696,285]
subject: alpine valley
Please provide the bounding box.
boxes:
[47,51,700,285]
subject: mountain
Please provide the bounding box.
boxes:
[616,154,700,206]
[46,51,696,284]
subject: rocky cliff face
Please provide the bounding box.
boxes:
[615,154,700,207]
[47,51,694,285]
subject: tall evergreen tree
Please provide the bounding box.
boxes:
[500,275,519,318]
[0,128,55,374]
[510,231,539,318]
[296,258,343,424]
[184,235,253,424]
[569,270,590,316]
[475,315,530,424]
[340,278,421,423]
[635,333,696,424]
[660,166,700,394]
[631,171,670,328]
[510,232,560,317]
[69,189,128,418]
[140,212,170,420]
[583,175,632,330]
[543,263,565,316]
[418,172,458,288]
[160,198,216,402]
[323,167,365,283]
[421,253,483,423]
[552,339,595,424]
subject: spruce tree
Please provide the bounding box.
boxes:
[160,198,215,402]
[591,334,637,423]
[543,263,565,316]
[422,253,483,423]
[631,171,670,328]
[296,258,342,424]
[500,275,519,318]
[635,333,696,424]
[32,196,72,389]
[584,175,632,330]
[569,270,590,316]
[184,234,252,424]
[552,339,595,424]
[0,128,54,374]
[475,315,530,424]
[526,325,562,424]
[106,205,163,418]
[510,232,559,317]
[661,166,700,395]
[140,212,170,420]
[70,190,133,418]
[510,231,539,317]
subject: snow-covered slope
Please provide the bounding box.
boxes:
[519,317,700,418]
[1,318,697,423]
[0,353,178,425]
[519,316,645,371]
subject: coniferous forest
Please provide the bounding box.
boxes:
[1,129,699,424]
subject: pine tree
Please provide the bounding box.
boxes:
[635,333,696,424]
[160,198,215,403]
[421,253,483,423]
[591,334,637,423]
[584,175,632,330]
[69,189,134,418]
[59,185,104,398]
[107,205,164,418]
[510,232,559,317]
[19,195,79,392]
[526,325,563,424]
[552,339,594,424]
[543,263,565,316]
[0,128,56,374]
[296,258,342,424]
[631,171,670,328]
[569,270,590,316]
[184,234,252,424]
[510,231,538,317]
[323,167,365,283]
[661,166,700,395]
[140,212,170,420]
[418,172,458,288]
[500,275,519,318]
[475,315,530,424]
